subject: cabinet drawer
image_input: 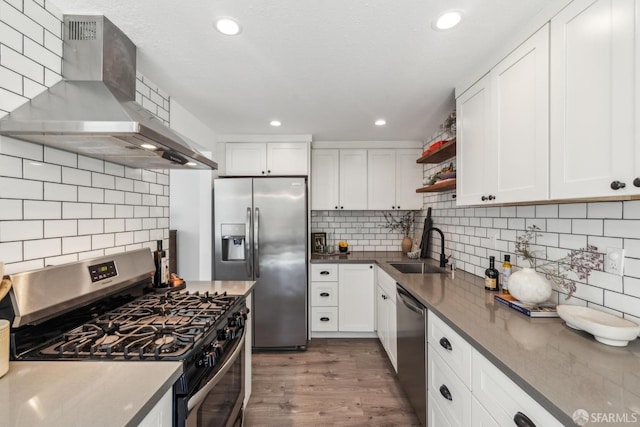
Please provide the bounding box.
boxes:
[428,394,456,427]
[311,264,338,282]
[472,349,563,427]
[428,347,471,427]
[428,311,472,385]
[471,396,500,427]
[376,266,396,302]
[311,307,338,331]
[311,282,338,306]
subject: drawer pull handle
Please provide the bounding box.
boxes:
[320,317,330,322]
[439,384,452,401]
[320,271,330,275]
[610,180,626,190]
[513,411,535,427]
[320,292,330,297]
[439,337,452,351]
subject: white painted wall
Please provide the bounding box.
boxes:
[169,99,217,280]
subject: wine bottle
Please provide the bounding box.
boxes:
[501,255,512,294]
[485,256,499,291]
[153,240,167,287]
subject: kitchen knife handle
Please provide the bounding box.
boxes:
[254,207,260,278]
[245,207,252,278]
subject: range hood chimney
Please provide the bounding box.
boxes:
[0,15,217,170]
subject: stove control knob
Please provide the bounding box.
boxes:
[202,351,216,368]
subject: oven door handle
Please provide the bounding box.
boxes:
[187,331,246,413]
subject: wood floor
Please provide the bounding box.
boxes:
[244,338,421,426]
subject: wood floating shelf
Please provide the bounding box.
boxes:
[416,139,456,164]
[416,179,456,193]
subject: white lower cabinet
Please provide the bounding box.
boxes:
[471,396,500,427]
[137,387,173,427]
[471,349,563,427]
[428,348,472,427]
[375,267,397,371]
[428,394,456,427]
[310,306,338,331]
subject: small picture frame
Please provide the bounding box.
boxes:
[312,232,327,253]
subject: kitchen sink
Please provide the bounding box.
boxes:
[389,262,445,274]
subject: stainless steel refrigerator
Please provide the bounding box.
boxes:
[213,177,307,349]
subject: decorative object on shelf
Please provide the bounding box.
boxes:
[312,232,327,253]
[383,211,415,253]
[557,305,640,347]
[513,225,603,301]
[425,162,456,185]
[443,109,456,139]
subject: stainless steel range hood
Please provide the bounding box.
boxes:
[0,15,217,170]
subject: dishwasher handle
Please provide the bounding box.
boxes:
[396,285,425,316]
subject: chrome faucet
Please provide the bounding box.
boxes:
[427,227,449,268]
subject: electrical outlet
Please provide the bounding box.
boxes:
[604,248,625,276]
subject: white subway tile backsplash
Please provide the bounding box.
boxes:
[43,29,62,56]
[625,258,640,279]
[125,167,142,181]
[24,0,61,38]
[142,194,156,206]
[0,45,43,83]
[0,241,22,262]
[62,235,91,254]
[1,2,42,42]
[125,192,142,205]
[23,237,60,259]
[78,219,103,235]
[43,68,60,86]
[23,159,60,181]
[149,183,163,196]
[23,37,59,72]
[92,204,115,219]
[0,176,42,199]
[92,233,114,250]
[150,207,163,218]
[559,203,587,218]
[157,196,169,207]
[572,219,603,236]
[104,162,125,177]
[43,182,76,201]
[92,172,115,189]
[0,199,22,219]
[62,202,91,219]
[104,246,125,256]
[5,259,43,274]
[45,253,77,265]
[588,202,623,219]
[157,173,169,186]
[62,167,90,185]
[623,201,640,220]
[149,229,164,241]
[44,219,76,238]
[0,64,23,93]
[0,21,23,52]
[44,147,76,167]
[0,154,22,177]
[104,190,125,205]
[0,138,42,160]
[23,200,59,219]
[134,230,150,243]
[605,220,640,239]
[78,155,104,173]
[142,169,156,184]
[535,204,558,218]
[0,88,28,112]
[104,218,124,233]
[604,291,640,318]
[78,249,104,260]
[78,187,103,203]
[558,233,587,250]
[114,232,134,246]
[142,218,156,230]
[134,180,150,194]
[115,177,134,192]
[516,206,535,218]
[126,218,142,231]
[116,205,134,218]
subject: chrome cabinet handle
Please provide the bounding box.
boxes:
[513,411,536,427]
[610,180,626,190]
[439,337,452,351]
[439,384,452,401]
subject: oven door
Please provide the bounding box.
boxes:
[186,333,245,427]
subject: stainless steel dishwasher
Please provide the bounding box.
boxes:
[396,284,427,427]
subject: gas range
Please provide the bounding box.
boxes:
[2,249,248,427]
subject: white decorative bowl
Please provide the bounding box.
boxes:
[407,250,420,259]
[557,305,640,347]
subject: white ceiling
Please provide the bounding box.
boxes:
[49,0,553,142]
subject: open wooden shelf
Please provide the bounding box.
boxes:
[416,138,456,164]
[416,178,456,193]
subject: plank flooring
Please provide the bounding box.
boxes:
[244,338,421,426]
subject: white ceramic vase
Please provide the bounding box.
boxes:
[508,267,552,305]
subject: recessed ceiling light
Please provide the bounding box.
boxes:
[141,143,157,150]
[270,120,282,127]
[215,17,241,36]
[186,162,197,167]
[375,119,387,126]
[433,10,462,31]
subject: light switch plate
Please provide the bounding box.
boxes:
[604,248,624,276]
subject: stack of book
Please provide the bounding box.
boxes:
[494,294,558,318]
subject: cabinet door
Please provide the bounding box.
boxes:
[387,298,397,372]
[471,396,500,427]
[225,143,267,176]
[267,143,308,175]
[311,150,340,210]
[338,264,374,331]
[339,150,368,210]
[492,24,549,203]
[550,0,635,199]
[376,284,388,343]
[395,149,423,210]
[368,150,396,210]
[456,74,492,206]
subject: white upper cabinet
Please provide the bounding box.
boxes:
[339,150,368,210]
[311,149,340,210]
[225,142,308,176]
[457,24,549,206]
[457,74,493,206]
[550,0,636,199]
[367,149,422,210]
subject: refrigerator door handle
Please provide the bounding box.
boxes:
[254,207,260,278]
[245,207,252,278]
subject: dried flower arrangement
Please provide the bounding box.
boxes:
[514,225,604,299]
[382,211,415,237]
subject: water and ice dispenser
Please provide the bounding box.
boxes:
[220,224,246,261]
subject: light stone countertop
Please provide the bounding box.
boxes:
[0,280,256,427]
[311,251,640,426]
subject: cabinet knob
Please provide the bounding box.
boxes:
[634,177,640,188]
[513,411,536,427]
[369,265,373,269]
[261,171,265,175]
[340,206,344,209]
[320,317,330,322]
[439,337,453,351]
[320,271,330,275]
[481,195,487,201]
[397,205,400,209]
[382,294,388,300]
[392,206,395,209]
[610,180,626,190]
[335,206,338,209]
[320,292,330,297]
[439,384,453,401]
[267,170,271,174]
